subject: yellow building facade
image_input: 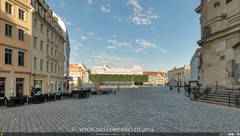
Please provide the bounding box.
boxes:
[0,0,31,99]
[31,0,65,94]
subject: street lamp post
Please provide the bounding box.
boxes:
[178,72,180,93]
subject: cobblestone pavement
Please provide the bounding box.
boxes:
[0,87,240,133]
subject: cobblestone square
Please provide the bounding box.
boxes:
[0,87,240,133]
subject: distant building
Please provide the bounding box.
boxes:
[78,62,89,84]
[90,65,143,75]
[168,65,190,86]
[143,72,168,86]
[190,48,201,81]
[69,63,89,89]
[69,64,83,90]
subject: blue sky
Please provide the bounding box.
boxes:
[45,0,201,72]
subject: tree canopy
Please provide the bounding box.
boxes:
[89,74,148,82]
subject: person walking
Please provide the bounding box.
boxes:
[169,85,173,90]
[31,87,35,97]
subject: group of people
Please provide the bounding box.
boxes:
[169,83,192,97]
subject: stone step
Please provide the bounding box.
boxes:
[197,99,239,107]
[207,94,236,98]
[211,91,238,95]
[203,95,236,101]
[199,97,236,104]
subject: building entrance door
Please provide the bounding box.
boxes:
[0,77,6,98]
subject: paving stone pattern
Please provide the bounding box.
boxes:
[0,87,240,133]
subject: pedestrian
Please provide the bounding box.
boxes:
[187,84,191,97]
[31,87,35,97]
[184,82,187,92]
[169,85,173,90]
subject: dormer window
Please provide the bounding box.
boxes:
[213,2,220,8]
[226,0,232,4]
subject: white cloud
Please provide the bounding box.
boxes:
[160,49,167,53]
[136,39,157,48]
[81,36,87,40]
[100,5,111,14]
[106,39,131,49]
[107,46,116,49]
[88,53,140,68]
[134,39,159,53]
[73,43,84,50]
[127,0,158,25]
[88,0,92,5]
[134,48,143,52]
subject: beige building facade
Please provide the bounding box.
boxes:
[196,0,240,88]
[31,0,65,93]
[168,65,190,86]
[0,0,32,99]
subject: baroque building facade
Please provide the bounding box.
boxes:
[0,0,32,99]
[31,0,65,93]
[196,0,240,88]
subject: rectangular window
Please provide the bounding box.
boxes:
[0,78,6,97]
[33,80,43,91]
[40,59,43,71]
[34,37,37,48]
[33,19,37,28]
[51,33,53,40]
[40,24,43,33]
[5,2,12,14]
[18,51,25,66]
[51,63,53,72]
[226,0,232,4]
[5,24,13,37]
[213,2,220,8]
[47,29,49,37]
[18,29,24,41]
[47,44,49,55]
[40,41,43,51]
[16,78,24,97]
[33,57,37,70]
[58,66,60,75]
[51,47,53,56]
[19,9,25,20]
[47,61,49,72]
[5,48,12,65]
[55,64,57,74]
